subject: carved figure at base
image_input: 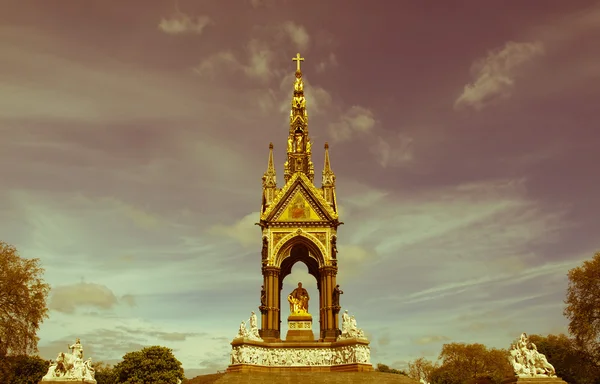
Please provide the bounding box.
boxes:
[338,310,366,340]
[236,312,262,341]
[41,339,96,383]
[237,321,249,338]
[229,344,371,366]
[248,311,262,341]
[508,333,557,378]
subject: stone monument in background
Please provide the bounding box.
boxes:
[226,53,372,372]
[40,338,97,383]
[504,333,566,384]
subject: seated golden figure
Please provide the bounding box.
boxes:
[288,282,310,315]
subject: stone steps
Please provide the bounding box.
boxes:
[211,372,418,384]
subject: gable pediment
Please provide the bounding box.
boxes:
[261,173,338,223]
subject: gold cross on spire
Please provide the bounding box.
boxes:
[292,53,304,72]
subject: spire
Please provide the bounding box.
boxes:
[322,142,335,188]
[284,53,314,183]
[261,143,277,212]
[263,142,276,187]
[322,142,336,209]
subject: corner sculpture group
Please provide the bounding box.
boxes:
[509,332,556,378]
[41,338,97,383]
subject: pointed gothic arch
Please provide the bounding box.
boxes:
[259,234,338,341]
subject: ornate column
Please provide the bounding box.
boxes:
[261,266,280,340]
[331,273,341,336]
[320,266,337,341]
[318,279,324,340]
[273,269,280,339]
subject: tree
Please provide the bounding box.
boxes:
[529,333,600,384]
[430,343,512,384]
[3,355,50,384]
[564,252,600,362]
[93,361,117,384]
[408,357,436,383]
[376,363,408,375]
[0,241,50,356]
[113,346,184,384]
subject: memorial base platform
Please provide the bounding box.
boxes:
[227,337,372,372]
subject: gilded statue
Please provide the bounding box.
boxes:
[294,133,304,153]
[287,137,293,153]
[306,139,312,154]
[288,282,309,314]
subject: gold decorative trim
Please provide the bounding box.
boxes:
[273,231,327,267]
[308,232,327,247]
[261,173,338,222]
[271,232,291,249]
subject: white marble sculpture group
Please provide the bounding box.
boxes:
[509,333,556,378]
[337,310,366,340]
[42,338,97,383]
[236,311,263,341]
[230,344,371,366]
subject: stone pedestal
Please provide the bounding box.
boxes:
[227,338,372,372]
[285,314,314,342]
[502,376,567,384]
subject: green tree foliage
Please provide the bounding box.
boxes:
[113,346,184,384]
[408,357,436,383]
[93,361,117,384]
[429,343,513,384]
[376,363,408,375]
[529,333,600,384]
[0,241,50,356]
[565,252,600,362]
[0,355,49,384]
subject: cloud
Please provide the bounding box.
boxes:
[454,41,545,110]
[49,282,135,314]
[244,39,275,80]
[316,53,338,73]
[207,212,260,248]
[248,0,279,8]
[371,133,414,168]
[414,335,451,345]
[329,106,377,142]
[378,332,391,346]
[158,13,212,35]
[193,51,239,78]
[194,39,274,81]
[281,21,310,52]
[114,326,203,342]
[337,244,372,283]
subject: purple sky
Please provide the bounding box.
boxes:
[1,0,599,378]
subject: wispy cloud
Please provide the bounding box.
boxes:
[454,41,544,110]
[158,13,212,35]
[316,53,338,73]
[329,106,377,142]
[281,21,310,52]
